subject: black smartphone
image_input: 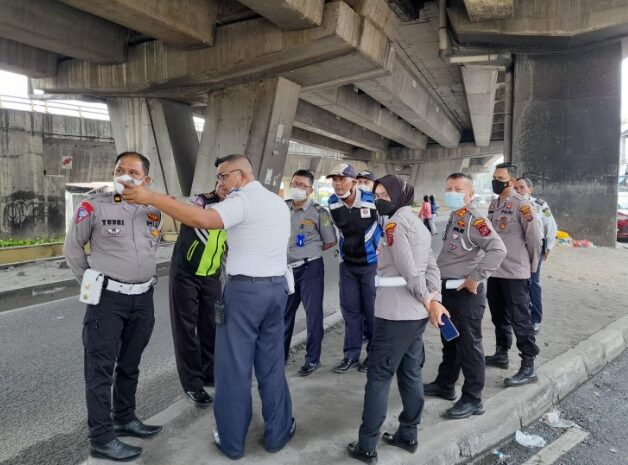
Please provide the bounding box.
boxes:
[440,315,459,342]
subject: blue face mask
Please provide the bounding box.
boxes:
[443,191,466,210]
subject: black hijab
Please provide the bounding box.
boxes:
[373,175,415,215]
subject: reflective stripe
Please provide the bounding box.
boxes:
[364,221,379,242]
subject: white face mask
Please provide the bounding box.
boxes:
[113,174,143,195]
[337,188,352,200]
[290,188,308,202]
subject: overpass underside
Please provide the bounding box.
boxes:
[0,0,625,245]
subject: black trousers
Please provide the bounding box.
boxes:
[169,261,221,391]
[358,317,427,452]
[487,277,540,358]
[435,283,485,403]
[83,288,155,445]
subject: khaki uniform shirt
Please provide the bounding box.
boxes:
[64,192,162,283]
[437,204,506,282]
[487,192,542,279]
[286,199,337,263]
[375,206,441,321]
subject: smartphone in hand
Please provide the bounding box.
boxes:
[440,315,459,341]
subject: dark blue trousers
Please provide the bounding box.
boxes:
[339,262,377,361]
[283,258,325,364]
[214,277,293,459]
[529,254,543,325]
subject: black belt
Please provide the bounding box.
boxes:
[229,275,284,282]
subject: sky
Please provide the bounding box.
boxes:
[2,58,628,125]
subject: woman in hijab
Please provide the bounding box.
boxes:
[348,175,449,463]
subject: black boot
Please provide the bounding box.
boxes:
[485,346,509,369]
[504,354,538,387]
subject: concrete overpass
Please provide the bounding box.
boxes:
[0,0,625,245]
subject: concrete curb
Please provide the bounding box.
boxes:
[0,260,171,313]
[77,314,628,465]
[413,314,628,465]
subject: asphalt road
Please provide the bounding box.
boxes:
[0,216,447,465]
[466,348,628,465]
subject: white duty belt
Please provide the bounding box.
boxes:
[375,276,407,287]
[106,277,156,295]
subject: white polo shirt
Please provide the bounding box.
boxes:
[211,181,290,277]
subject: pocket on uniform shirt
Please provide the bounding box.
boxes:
[100,225,129,250]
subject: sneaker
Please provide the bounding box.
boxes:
[298,362,320,377]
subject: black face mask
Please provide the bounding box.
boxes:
[492,179,510,195]
[375,199,396,217]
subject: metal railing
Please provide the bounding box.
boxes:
[0,94,109,120]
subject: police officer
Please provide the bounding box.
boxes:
[326,163,382,373]
[169,182,227,406]
[423,172,506,419]
[348,175,443,463]
[65,152,162,462]
[356,170,376,193]
[485,163,542,387]
[514,177,558,332]
[284,170,337,376]
[122,154,295,459]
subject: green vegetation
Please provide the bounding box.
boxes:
[0,237,64,248]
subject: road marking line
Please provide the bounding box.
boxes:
[522,429,589,465]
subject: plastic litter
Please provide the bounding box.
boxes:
[541,409,580,429]
[492,449,510,463]
[573,239,594,248]
[556,230,570,240]
[515,430,547,448]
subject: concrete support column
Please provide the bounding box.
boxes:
[193,77,301,194]
[512,43,621,247]
[413,159,466,205]
[107,97,199,198]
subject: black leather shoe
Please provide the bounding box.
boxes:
[485,347,510,369]
[423,381,456,401]
[334,357,359,373]
[382,432,418,453]
[298,362,320,377]
[114,419,162,438]
[504,355,538,387]
[185,389,213,406]
[445,400,485,419]
[266,418,296,453]
[358,359,369,373]
[90,438,142,462]
[347,442,377,463]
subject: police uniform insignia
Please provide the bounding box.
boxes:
[448,243,457,251]
[544,208,553,217]
[473,218,492,237]
[75,201,94,224]
[456,219,466,228]
[193,196,205,207]
[147,213,160,222]
[106,227,122,236]
[457,208,467,217]
[520,205,533,222]
[113,194,122,203]
[385,223,396,246]
[151,228,159,237]
[301,219,315,226]
[360,207,371,219]
[506,203,513,210]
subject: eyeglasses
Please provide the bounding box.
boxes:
[216,169,242,181]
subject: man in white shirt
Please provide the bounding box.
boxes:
[121,154,295,459]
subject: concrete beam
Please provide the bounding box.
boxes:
[294,100,389,153]
[290,127,353,154]
[58,0,218,48]
[356,56,461,148]
[302,85,427,150]
[193,77,301,194]
[463,0,514,22]
[449,1,628,49]
[33,2,393,99]
[237,0,324,30]
[461,65,499,147]
[0,0,127,63]
[389,140,504,163]
[0,39,57,78]
[345,0,400,40]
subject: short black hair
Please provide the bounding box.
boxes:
[429,195,435,202]
[516,177,534,188]
[423,195,429,202]
[495,162,518,178]
[292,169,314,187]
[214,153,252,168]
[447,172,473,182]
[116,151,150,175]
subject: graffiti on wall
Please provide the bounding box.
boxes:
[0,189,65,239]
[3,198,43,229]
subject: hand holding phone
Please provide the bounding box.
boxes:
[440,315,459,342]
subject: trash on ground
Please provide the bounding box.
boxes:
[492,449,510,463]
[610,448,617,453]
[573,239,594,248]
[556,230,570,240]
[515,430,547,448]
[541,409,580,429]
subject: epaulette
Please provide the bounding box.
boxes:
[535,198,545,206]
[314,203,325,212]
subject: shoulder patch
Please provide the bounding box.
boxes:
[473,218,492,237]
[75,201,94,224]
[457,208,468,217]
[520,205,533,222]
[385,222,396,246]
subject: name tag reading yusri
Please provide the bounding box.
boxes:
[360,208,371,219]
